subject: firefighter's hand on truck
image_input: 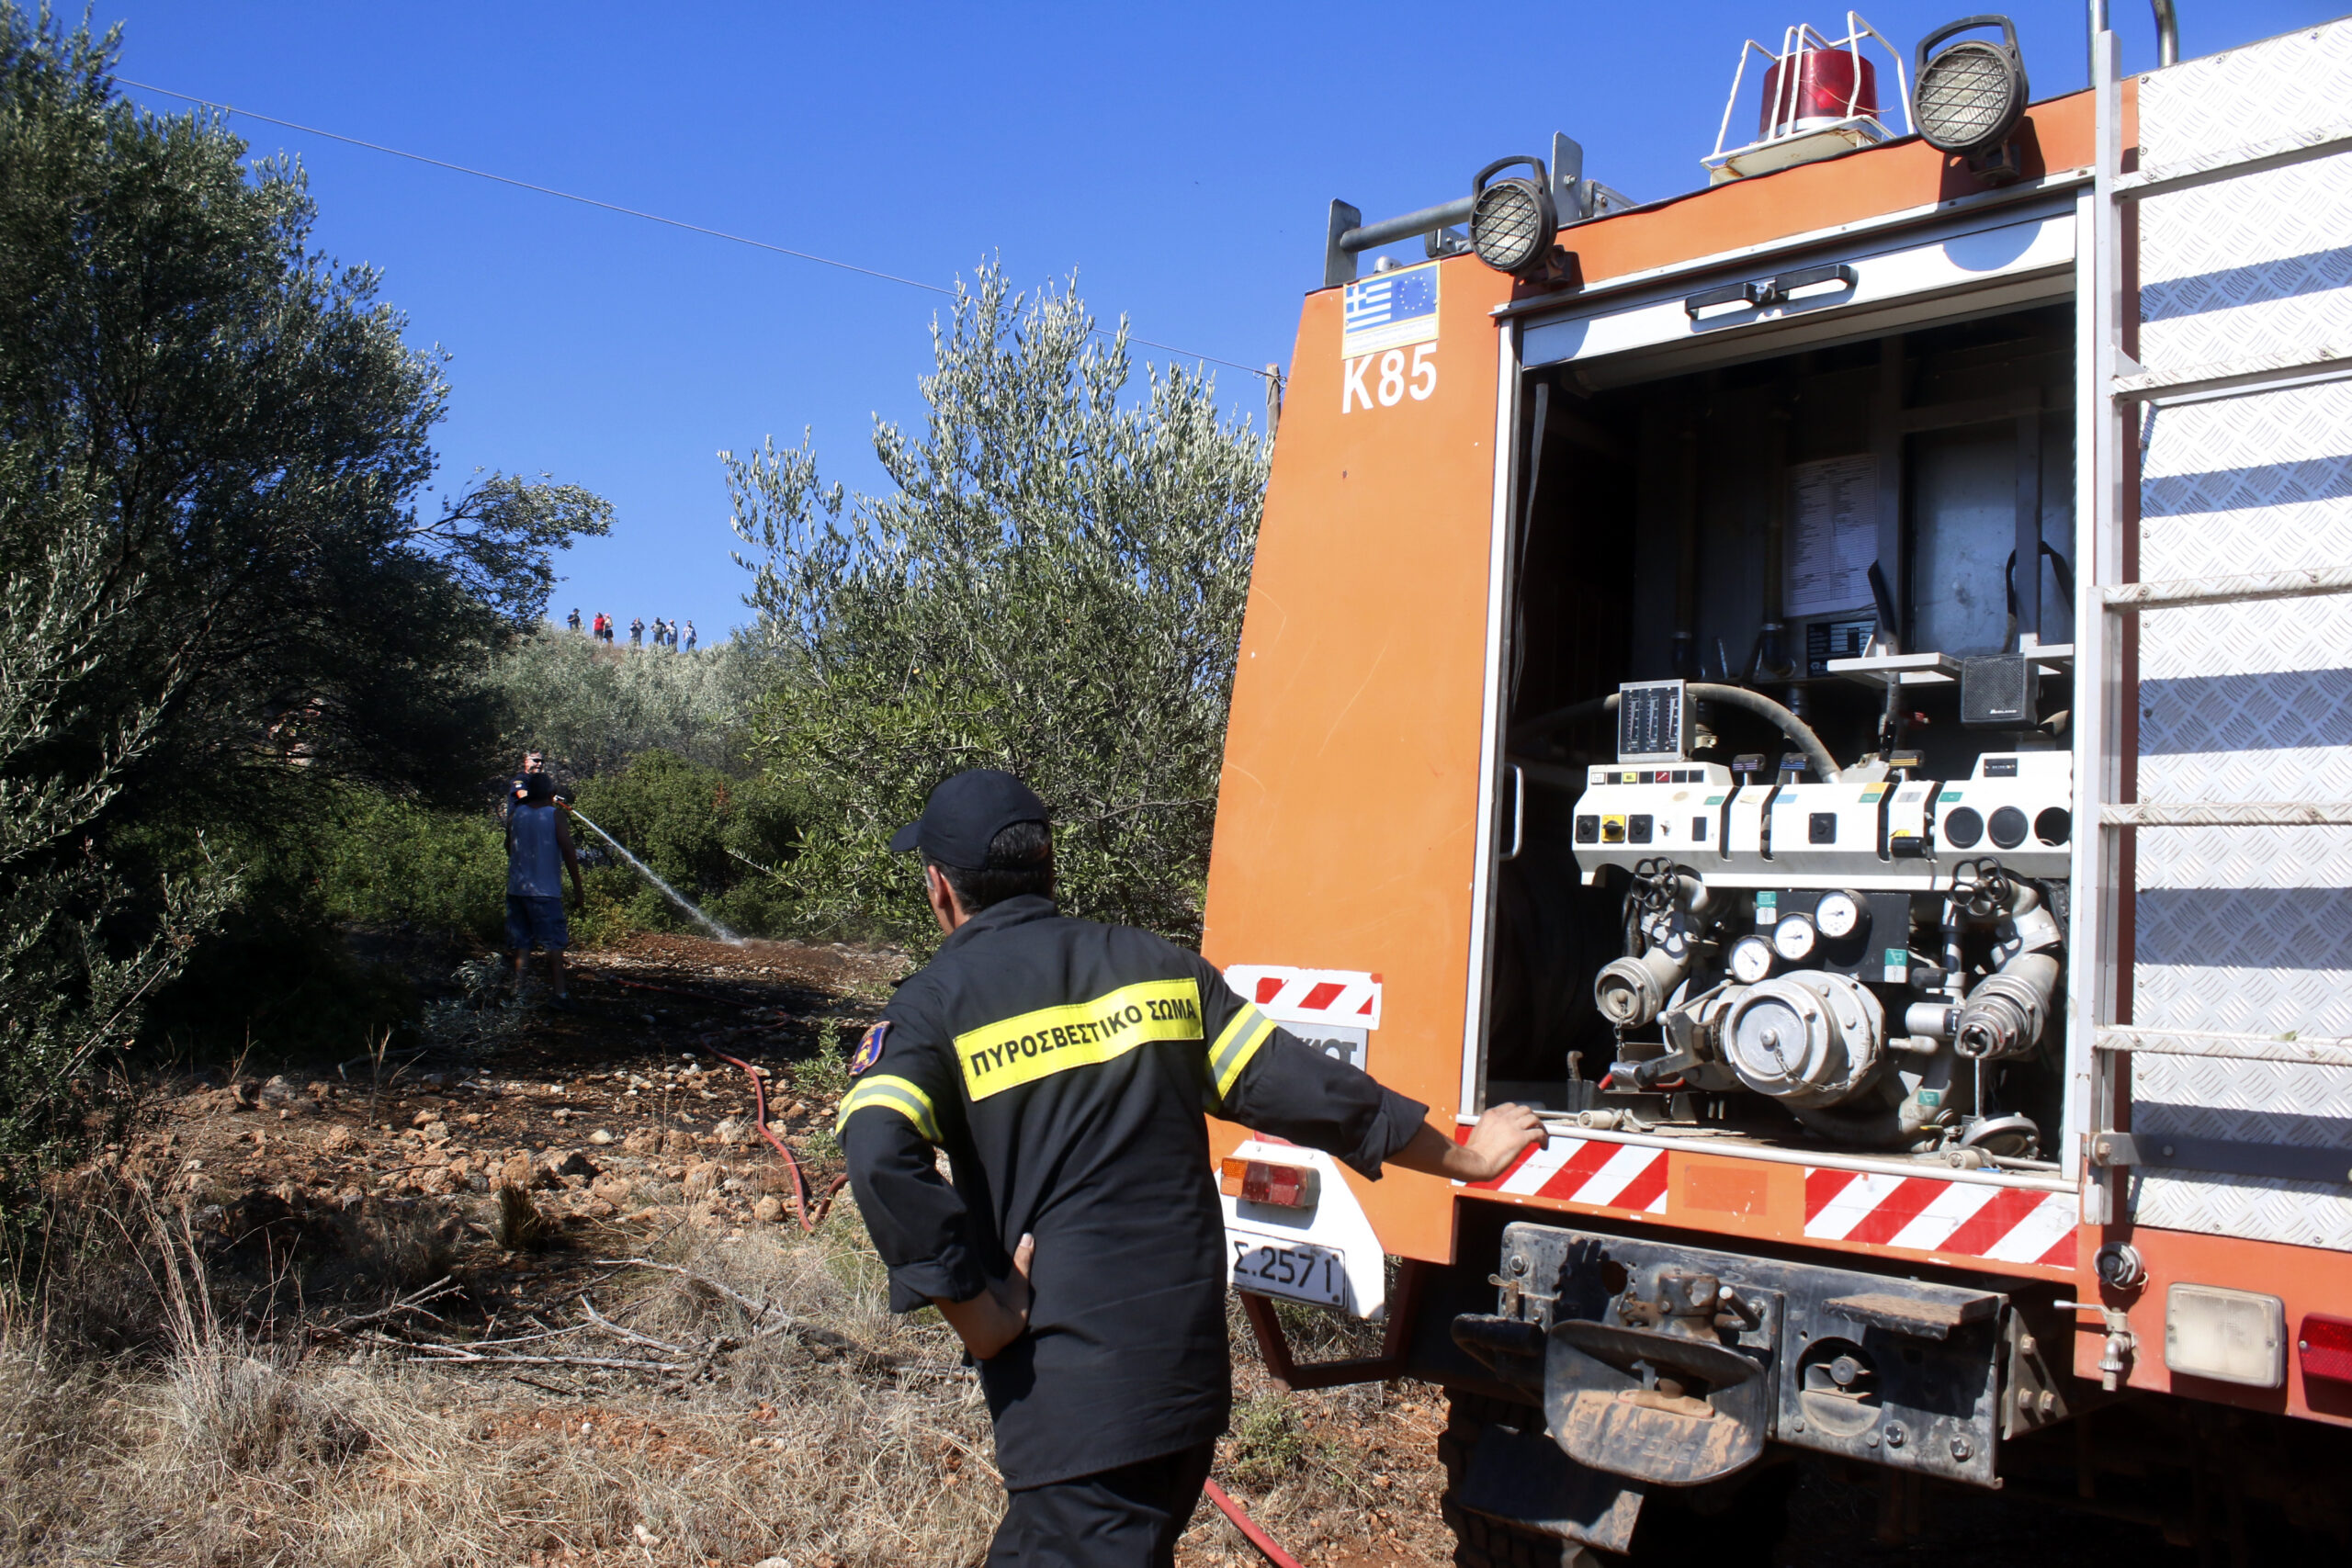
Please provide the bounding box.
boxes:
[1390,1104,1546,1183]
[933,1232,1035,1361]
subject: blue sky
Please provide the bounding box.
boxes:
[107,1,2335,640]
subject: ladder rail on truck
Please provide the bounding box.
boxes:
[1202,6,2352,1561]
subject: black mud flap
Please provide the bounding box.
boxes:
[1544,1321,1770,1487]
[1458,1419,1645,1554]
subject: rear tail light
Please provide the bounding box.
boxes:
[2164,1283,2286,1388]
[2298,1313,2352,1385]
[1219,1156,1320,1209]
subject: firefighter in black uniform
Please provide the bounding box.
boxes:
[839,769,1544,1566]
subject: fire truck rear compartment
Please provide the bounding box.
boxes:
[1486,302,2077,1166]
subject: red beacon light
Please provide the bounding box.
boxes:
[1705,12,1910,186]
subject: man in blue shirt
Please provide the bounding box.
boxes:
[505,772,584,1005]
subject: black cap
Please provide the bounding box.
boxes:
[889,769,1049,868]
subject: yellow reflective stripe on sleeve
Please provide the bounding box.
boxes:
[955,977,1204,1100]
[834,1074,941,1143]
[1209,1006,1276,1099]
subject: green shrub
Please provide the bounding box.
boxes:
[568,750,803,938]
[317,792,506,945]
[489,626,769,779]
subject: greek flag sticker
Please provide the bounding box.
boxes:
[1340,263,1440,358]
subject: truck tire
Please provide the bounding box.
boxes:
[1439,1390,1792,1568]
[1439,1390,1589,1568]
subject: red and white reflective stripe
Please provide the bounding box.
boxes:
[1464,1135,1669,1214]
[1222,965,1382,1028]
[1803,1168,2075,1268]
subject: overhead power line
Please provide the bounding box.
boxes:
[117,78,1276,382]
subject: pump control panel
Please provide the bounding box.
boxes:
[1573,752,2073,887]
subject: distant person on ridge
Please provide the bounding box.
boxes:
[684,620,697,652]
[629,616,644,647]
[566,607,581,634]
[504,772,582,1006]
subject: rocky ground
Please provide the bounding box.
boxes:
[18,929,2183,1568]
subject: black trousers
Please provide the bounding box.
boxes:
[985,1440,1216,1568]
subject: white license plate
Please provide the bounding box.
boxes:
[1228,1233,1346,1307]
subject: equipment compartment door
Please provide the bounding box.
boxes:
[1202,256,1515,1263]
[2105,21,2352,1253]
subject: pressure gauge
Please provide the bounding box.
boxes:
[1815,890,1863,941]
[1772,914,1818,963]
[1729,933,1777,984]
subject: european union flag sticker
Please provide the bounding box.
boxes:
[1340,262,1441,358]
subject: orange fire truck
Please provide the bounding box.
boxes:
[1203,7,2352,1561]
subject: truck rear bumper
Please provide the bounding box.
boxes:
[1449,1221,2069,1501]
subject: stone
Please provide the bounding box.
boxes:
[752,1195,785,1224]
[587,1129,615,1145]
[590,1172,634,1205]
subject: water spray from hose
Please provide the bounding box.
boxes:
[568,808,743,945]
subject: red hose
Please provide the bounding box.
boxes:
[604,974,846,1232]
[1204,1478,1307,1568]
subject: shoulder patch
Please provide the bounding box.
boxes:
[849,1021,890,1077]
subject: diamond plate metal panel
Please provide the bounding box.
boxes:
[2129,1169,2352,1252]
[2137,23,2352,382]
[2121,19,2352,1251]
[2136,959,2352,1038]
[2139,382,2352,590]
[2139,745,2352,812]
[2138,20,2352,166]
[2135,598,2352,683]
[2139,158,2352,378]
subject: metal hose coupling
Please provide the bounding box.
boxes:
[1596,947,1691,1030]
[1951,952,2061,1059]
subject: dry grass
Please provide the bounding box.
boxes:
[0,1189,1005,1567]
[0,1156,1456,1568]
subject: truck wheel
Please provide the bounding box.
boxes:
[1439,1390,1792,1568]
[1439,1390,1591,1568]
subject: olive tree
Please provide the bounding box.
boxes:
[726,265,1267,944]
[0,6,608,1171]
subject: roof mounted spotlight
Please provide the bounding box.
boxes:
[1912,15,2030,158]
[1468,155,1557,278]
